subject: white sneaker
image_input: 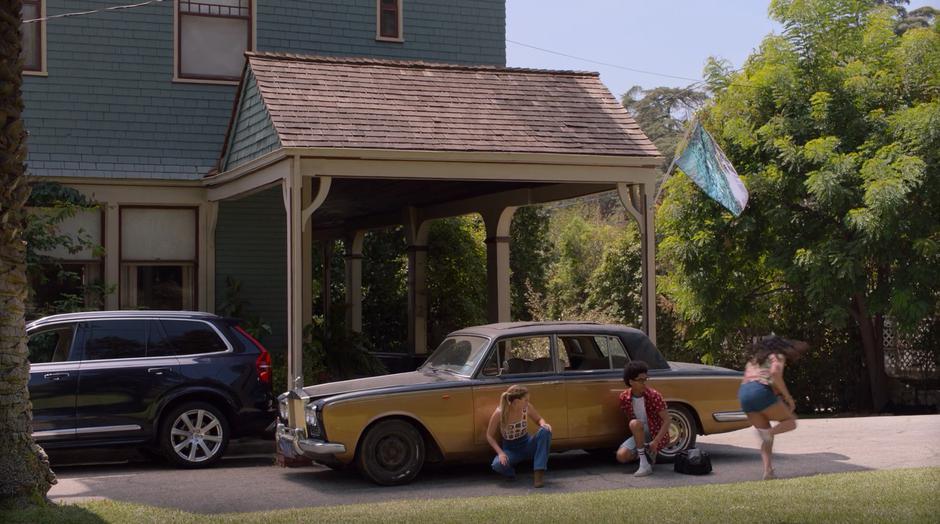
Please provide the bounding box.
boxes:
[634,463,653,477]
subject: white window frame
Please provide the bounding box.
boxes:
[375,0,404,43]
[22,0,47,76]
[173,0,256,85]
[120,263,196,311]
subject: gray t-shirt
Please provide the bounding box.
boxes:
[632,395,649,430]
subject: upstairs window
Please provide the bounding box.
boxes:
[376,0,403,41]
[22,0,44,73]
[177,0,252,81]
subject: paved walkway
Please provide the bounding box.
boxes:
[47,415,940,514]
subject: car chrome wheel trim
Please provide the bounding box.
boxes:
[170,409,224,463]
[661,409,692,456]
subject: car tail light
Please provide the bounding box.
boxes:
[236,326,272,385]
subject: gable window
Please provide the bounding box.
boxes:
[176,0,252,81]
[22,0,44,73]
[376,0,403,42]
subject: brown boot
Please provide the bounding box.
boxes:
[533,470,544,488]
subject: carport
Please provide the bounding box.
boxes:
[203,52,662,389]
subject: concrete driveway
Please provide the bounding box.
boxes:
[47,415,940,514]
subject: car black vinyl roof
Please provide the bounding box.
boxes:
[450,322,667,369]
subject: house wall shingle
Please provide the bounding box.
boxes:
[215,187,288,354]
[23,0,506,180]
[223,71,281,170]
[258,0,506,66]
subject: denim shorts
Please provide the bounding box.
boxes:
[618,425,651,452]
[738,381,779,413]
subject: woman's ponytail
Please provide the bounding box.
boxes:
[498,385,529,430]
[499,391,511,429]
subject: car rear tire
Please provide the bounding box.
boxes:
[657,405,698,462]
[160,401,230,468]
[357,419,425,485]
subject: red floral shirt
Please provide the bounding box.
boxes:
[619,387,668,452]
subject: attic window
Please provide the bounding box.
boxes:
[376,0,403,42]
[176,0,253,82]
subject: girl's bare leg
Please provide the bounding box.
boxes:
[746,411,773,475]
[757,401,798,478]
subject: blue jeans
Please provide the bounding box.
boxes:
[491,427,552,477]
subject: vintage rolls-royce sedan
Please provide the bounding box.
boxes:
[277,322,749,485]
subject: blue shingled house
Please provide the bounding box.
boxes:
[22,1,663,380]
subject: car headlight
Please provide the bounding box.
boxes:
[304,403,319,428]
[278,396,289,421]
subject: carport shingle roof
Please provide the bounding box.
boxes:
[245,52,660,157]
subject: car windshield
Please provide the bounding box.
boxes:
[421,335,489,376]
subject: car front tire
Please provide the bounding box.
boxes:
[357,419,425,485]
[160,401,230,468]
[658,405,698,461]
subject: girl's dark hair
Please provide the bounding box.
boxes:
[623,360,648,385]
[749,335,805,365]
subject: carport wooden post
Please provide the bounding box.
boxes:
[405,207,430,355]
[343,230,365,333]
[284,165,331,391]
[617,182,657,346]
[482,206,517,323]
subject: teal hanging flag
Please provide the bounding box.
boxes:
[674,122,748,216]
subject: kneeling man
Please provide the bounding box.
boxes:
[617,360,670,477]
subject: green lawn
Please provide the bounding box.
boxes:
[3,467,939,524]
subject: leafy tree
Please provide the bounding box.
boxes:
[622,85,707,174]
[361,227,408,353]
[586,221,644,326]
[509,205,551,320]
[23,182,105,318]
[0,0,57,506]
[543,205,614,318]
[659,0,939,410]
[874,0,939,34]
[426,216,487,347]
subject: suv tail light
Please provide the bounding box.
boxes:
[236,326,272,386]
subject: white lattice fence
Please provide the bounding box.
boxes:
[884,318,939,381]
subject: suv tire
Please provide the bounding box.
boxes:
[160,401,230,468]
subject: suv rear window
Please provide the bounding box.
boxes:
[84,320,148,360]
[28,325,77,364]
[159,320,228,356]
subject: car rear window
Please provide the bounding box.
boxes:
[28,325,77,364]
[159,320,228,356]
[83,320,148,360]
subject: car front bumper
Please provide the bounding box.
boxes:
[276,422,346,460]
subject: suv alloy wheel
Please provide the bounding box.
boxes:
[160,401,230,468]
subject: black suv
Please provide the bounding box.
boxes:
[26,311,275,468]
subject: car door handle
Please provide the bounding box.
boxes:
[148,367,172,376]
[43,372,70,381]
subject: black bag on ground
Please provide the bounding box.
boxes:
[673,448,712,475]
